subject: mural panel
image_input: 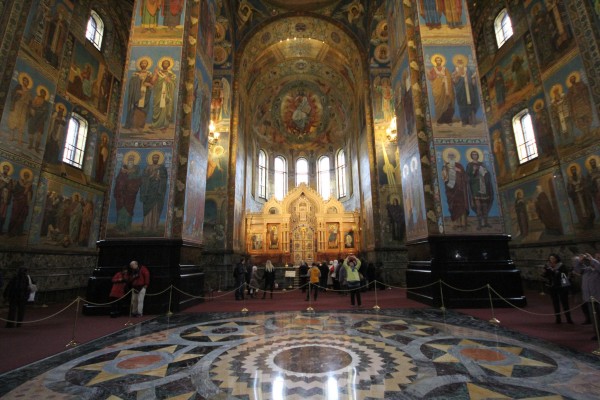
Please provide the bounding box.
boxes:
[392,54,415,138]
[0,57,56,162]
[0,157,38,245]
[183,146,208,243]
[526,0,574,69]
[562,153,600,233]
[120,46,182,140]
[372,74,394,124]
[542,56,599,150]
[106,148,172,238]
[43,95,71,166]
[30,176,101,248]
[484,40,533,124]
[424,45,484,137]
[386,0,406,55]
[436,145,502,234]
[402,147,427,241]
[417,0,467,30]
[92,125,112,184]
[22,0,74,69]
[66,40,114,118]
[502,173,572,243]
[528,92,557,159]
[130,0,186,41]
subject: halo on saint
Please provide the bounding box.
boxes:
[17,72,33,87]
[0,161,14,175]
[410,155,418,172]
[466,147,484,162]
[430,53,446,66]
[568,162,581,175]
[514,188,524,199]
[123,150,141,165]
[533,98,545,112]
[551,83,563,97]
[157,56,175,70]
[136,56,153,70]
[452,53,468,66]
[586,154,600,170]
[36,85,50,100]
[389,194,401,204]
[213,145,225,157]
[19,168,33,180]
[566,71,581,87]
[442,147,461,163]
[146,150,165,164]
[55,102,66,112]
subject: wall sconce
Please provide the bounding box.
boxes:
[208,120,220,145]
[386,116,397,142]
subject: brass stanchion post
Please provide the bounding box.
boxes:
[65,298,80,348]
[439,280,446,312]
[166,285,174,317]
[306,283,314,312]
[373,280,380,310]
[591,296,600,356]
[241,283,248,313]
[487,284,500,325]
[124,289,134,326]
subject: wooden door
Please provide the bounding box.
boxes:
[292,226,314,265]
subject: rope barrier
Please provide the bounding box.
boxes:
[441,280,489,293]
[2,279,599,356]
[0,297,80,325]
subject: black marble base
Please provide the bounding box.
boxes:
[83,240,205,315]
[406,235,527,308]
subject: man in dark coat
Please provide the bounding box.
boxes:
[4,267,30,328]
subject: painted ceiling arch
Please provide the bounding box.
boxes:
[238,15,366,151]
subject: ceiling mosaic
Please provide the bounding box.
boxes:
[239,14,365,151]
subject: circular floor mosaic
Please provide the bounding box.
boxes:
[5,311,600,399]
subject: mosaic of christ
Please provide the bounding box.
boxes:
[270,82,329,149]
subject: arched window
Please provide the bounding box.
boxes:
[336,149,347,198]
[512,109,538,164]
[63,113,88,168]
[86,10,104,50]
[296,157,309,186]
[258,149,267,199]
[317,156,331,200]
[494,9,513,48]
[274,156,287,201]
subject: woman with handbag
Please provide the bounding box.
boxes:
[542,253,574,324]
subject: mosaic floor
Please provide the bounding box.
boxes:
[1,309,600,399]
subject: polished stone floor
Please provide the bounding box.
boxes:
[1,308,600,399]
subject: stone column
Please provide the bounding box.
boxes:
[387,1,525,307]
[85,0,217,315]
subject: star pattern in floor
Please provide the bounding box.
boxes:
[1,309,599,399]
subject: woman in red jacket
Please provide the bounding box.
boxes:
[109,266,129,317]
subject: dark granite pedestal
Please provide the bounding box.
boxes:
[82,239,204,315]
[406,235,526,308]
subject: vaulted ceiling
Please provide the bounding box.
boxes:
[230,1,378,152]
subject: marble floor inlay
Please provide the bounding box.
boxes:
[1,309,600,399]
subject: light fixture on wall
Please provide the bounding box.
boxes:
[386,116,398,142]
[208,120,220,145]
